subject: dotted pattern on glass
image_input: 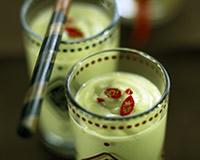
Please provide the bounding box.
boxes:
[68,53,168,131]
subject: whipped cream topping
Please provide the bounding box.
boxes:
[75,72,161,117]
[31,2,110,41]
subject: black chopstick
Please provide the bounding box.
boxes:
[17,0,72,138]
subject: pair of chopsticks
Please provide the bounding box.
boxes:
[17,0,72,138]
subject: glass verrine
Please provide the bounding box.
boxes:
[20,0,120,156]
[66,48,170,160]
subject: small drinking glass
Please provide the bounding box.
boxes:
[66,48,170,160]
[20,0,120,156]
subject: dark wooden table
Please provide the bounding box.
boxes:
[1,51,200,160]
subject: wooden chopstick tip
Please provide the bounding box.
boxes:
[17,125,33,138]
[17,116,39,138]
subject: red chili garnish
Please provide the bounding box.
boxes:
[120,96,135,116]
[125,88,133,95]
[104,88,122,99]
[65,27,84,38]
[96,98,105,103]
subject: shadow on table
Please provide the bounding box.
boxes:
[0,47,200,160]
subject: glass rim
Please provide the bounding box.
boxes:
[20,0,120,44]
[65,48,170,121]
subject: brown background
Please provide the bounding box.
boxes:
[0,1,23,57]
[0,0,200,159]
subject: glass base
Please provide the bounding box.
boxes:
[38,89,76,158]
[39,126,75,159]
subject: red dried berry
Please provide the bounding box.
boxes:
[125,88,133,95]
[120,96,135,116]
[104,88,122,99]
[96,98,105,103]
[65,27,84,38]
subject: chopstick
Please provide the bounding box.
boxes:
[17,0,72,138]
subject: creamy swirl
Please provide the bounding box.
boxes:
[75,72,161,117]
[30,2,110,40]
